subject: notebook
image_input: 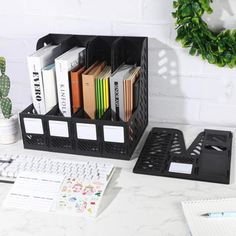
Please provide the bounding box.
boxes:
[182,198,236,236]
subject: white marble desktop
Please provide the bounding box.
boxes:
[0,122,235,236]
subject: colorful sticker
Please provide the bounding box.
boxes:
[56,177,108,217]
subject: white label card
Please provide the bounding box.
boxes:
[49,120,69,138]
[24,118,44,134]
[169,162,193,175]
[76,123,97,140]
[103,125,124,143]
[3,172,64,212]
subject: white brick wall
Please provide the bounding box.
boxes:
[1,0,236,126]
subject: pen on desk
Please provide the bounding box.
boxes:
[201,211,236,218]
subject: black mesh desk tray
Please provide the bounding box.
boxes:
[133,128,233,184]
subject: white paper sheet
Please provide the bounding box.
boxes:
[2,172,64,212]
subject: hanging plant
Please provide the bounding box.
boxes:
[172,0,236,68]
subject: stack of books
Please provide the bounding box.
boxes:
[27,45,140,121]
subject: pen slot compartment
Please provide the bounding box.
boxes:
[111,37,143,68]
[86,36,118,67]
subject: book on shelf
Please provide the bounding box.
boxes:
[124,66,140,122]
[82,61,106,119]
[55,47,86,117]
[110,64,134,121]
[95,66,111,119]
[70,65,86,114]
[42,64,57,113]
[133,77,140,113]
[27,44,61,115]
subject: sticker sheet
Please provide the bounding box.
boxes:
[55,177,108,217]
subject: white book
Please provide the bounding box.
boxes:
[27,44,61,115]
[42,64,57,113]
[55,47,86,117]
[110,64,133,121]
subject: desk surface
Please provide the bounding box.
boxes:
[0,122,235,236]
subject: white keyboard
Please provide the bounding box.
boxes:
[0,153,114,183]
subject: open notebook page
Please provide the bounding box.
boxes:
[182,198,236,236]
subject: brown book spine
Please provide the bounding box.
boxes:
[82,74,96,119]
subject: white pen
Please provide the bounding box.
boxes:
[201,211,236,218]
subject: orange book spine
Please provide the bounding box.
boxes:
[70,66,86,114]
[70,71,80,113]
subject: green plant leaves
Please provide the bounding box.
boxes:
[173,0,236,68]
[0,57,6,74]
[0,74,10,97]
[0,57,12,118]
[1,97,12,119]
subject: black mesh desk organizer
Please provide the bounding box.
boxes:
[19,34,148,160]
[133,128,232,184]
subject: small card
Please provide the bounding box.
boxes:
[49,120,69,138]
[24,118,44,134]
[2,172,64,212]
[169,162,192,175]
[103,125,124,143]
[76,123,97,140]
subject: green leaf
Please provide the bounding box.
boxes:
[192,2,203,16]
[0,57,6,75]
[172,12,177,18]
[180,4,193,17]
[189,47,197,55]
[173,1,179,8]
[0,74,10,97]
[206,53,216,64]
[1,97,12,119]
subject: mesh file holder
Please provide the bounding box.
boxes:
[133,128,232,184]
[19,34,148,160]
